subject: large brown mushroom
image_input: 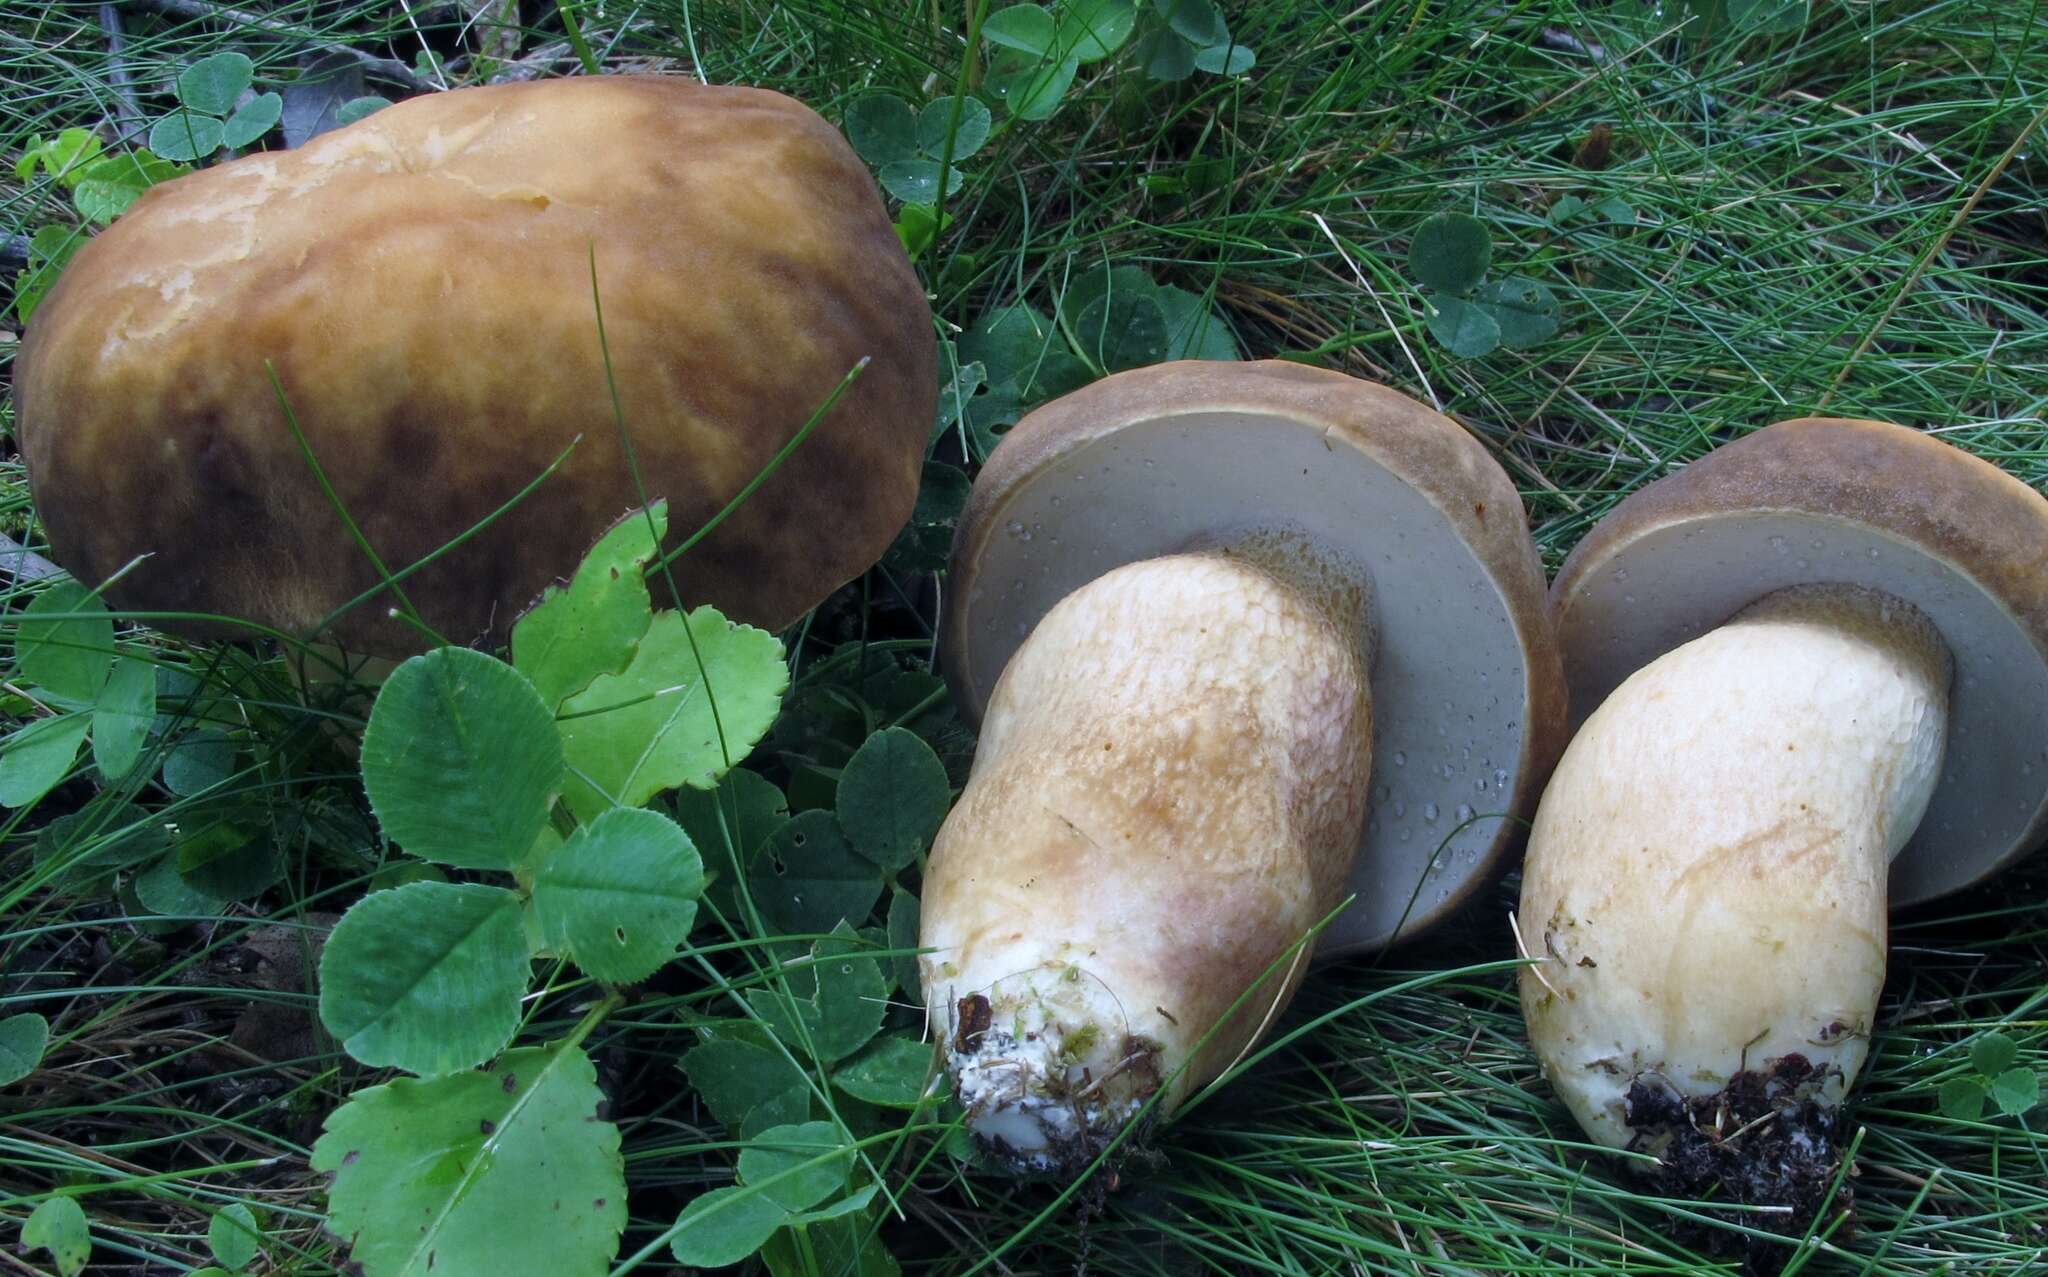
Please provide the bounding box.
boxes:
[15,76,935,656]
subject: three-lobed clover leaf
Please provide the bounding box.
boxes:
[313,1044,627,1277]
[1938,1030,2042,1120]
[680,1034,813,1137]
[744,924,889,1066]
[1409,212,1561,358]
[846,91,994,205]
[149,52,283,162]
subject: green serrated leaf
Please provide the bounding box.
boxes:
[1970,1030,2018,1079]
[878,159,963,206]
[23,1197,89,1277]
[0,713,90,809]
[1194,40,1256,74]
[680,1036,811,1135]
[1059,0,1138,62]
[17,580,114,704]
[512,504,666,710]
[530,807,703,983]
[222,91,282,148]
[1473,277,1561,350]
[1425,294,1502,358]
[178,51,254,115]
[916,97,992,161]
[1410,212,1492,295]
[318,881,527,1075]
[1155,0,1228,46]
[670,1184,789,1269]
[836,728,951,873]
[335,95,391,125]
[832,1035,938,1109]
[30,129,103,184]
[558,606,788,820]
[1938,1076,1987,1121]
[986,50,1079,121]
[844,93,919,165]
[745,925,888,1065]
[361,648,563,870]
[208,1203,263,1270]
[983,3,1057,55]
[148,111,227,163]
[0,1012,51,1085]
[72,149,184,225]
[675,767,789,923]
[749,810,884,938]
[739,1121,851,1211]
[14,226,85,324]
[92,653,156,780]
[1158,285,1241,361]
[313,1044,626,1277]
[1992,1068,2040,1116]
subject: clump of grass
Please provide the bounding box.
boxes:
[3,0,2043,1273]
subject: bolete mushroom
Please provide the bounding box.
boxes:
[1517,417,2048,1225]
[15,76,934,657]
[921,360,1566,1173]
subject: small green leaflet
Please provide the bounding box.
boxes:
[529,807,704,983]
[207,1203,264,1271]
[0,712,91,809]
[680,1035,812,1136]
[148,112,227,163]
[675,767,790,921]
[749,809,884,937]
[670,1185,792,1268]
[0,1011,51,1085]
[16,580,114,704]
[557,605,787,820]
[359,648,563,870]
[1993,1069,2041,1116]
[1971,1030,2019,1078]
[23,1197,90,1277]
[318,881,528,1075]
[982,4,1056,55]
[1410,212,1492,295]
[738,1121,852,1210]
[745,925,887,1065]
[512,502,666,710]
[313,1044,627,1277]
[177,50,253,115]
[92,653,157,780]
[1426,295,1502,359]
[161,727,235,796]
[836,728,951,873]
[833,1035,939,1109]
[887,888,922,1002]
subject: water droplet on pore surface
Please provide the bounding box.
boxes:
[1392,801,1406,818]
[1769,535,1788,554]
[1007,520,1024,537]
[1456,804,1475,822]
[1393,752,1407,767]
[1424,802,1440,822]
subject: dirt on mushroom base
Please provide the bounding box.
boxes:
[1622,1053,1848,1273]
[950,992,1168,1178]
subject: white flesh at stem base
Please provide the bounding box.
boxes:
[1520,584,1951,1153]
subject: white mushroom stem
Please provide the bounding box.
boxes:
[921,534,1373,1173]
[1519,584,1950,1171]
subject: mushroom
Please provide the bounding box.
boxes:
[1517,417,2048,1224]
[921,360,1566,1173]
[15,76,935,657]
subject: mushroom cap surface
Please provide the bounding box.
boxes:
[1551,417,2048,905]
[943,359,1567,956]
[16,75,935,656]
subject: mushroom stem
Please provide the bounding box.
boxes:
[1519,584,1951,1218]
[922,534,1374,1173]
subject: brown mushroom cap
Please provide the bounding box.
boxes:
[1552,417,2048,906]
[15,76,935,656]
[943,360,1567,956]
